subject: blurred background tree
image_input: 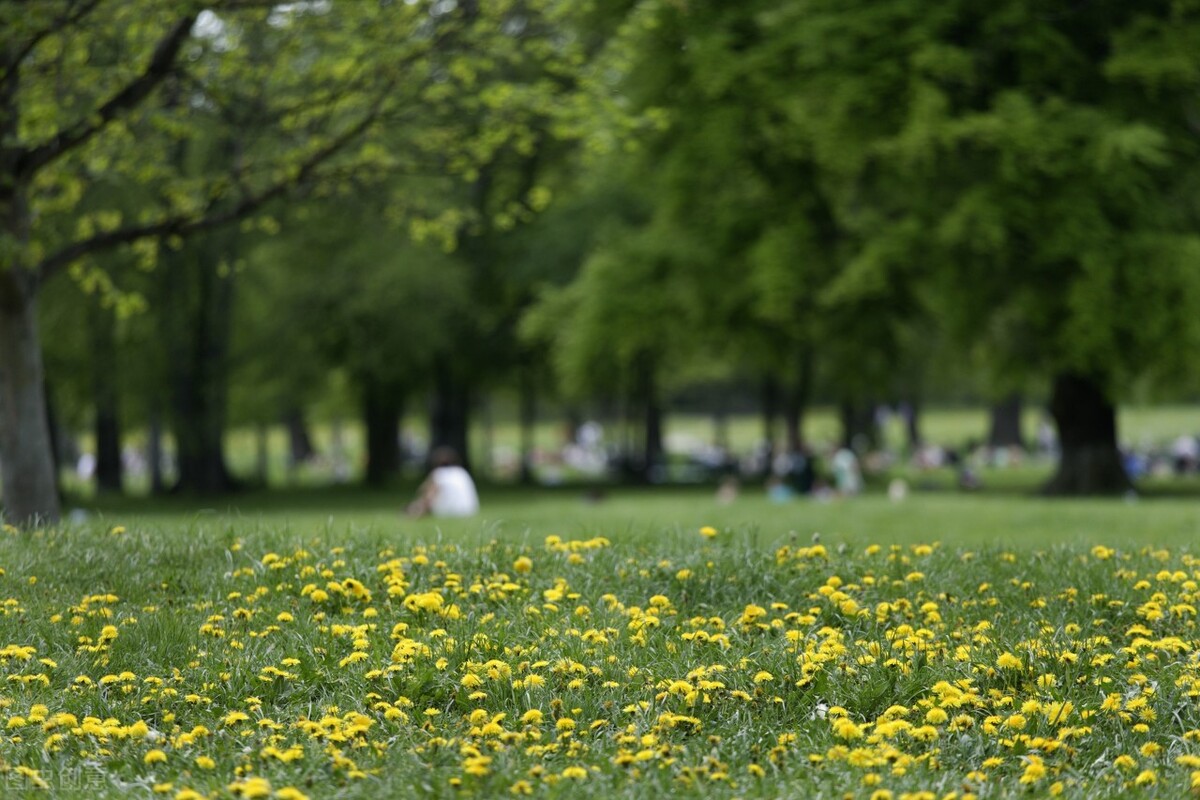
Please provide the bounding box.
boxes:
[9,0,1200,521]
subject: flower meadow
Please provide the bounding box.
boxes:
[0,523,1198,799]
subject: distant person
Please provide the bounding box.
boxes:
[766,475,794,503]
[831,447,862,495]
[407,447,479,518]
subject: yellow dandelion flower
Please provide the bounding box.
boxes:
[996,652,1022,670]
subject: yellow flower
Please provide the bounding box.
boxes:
[1020,759,1046,784]
[229,777,272,798]
[1134,770,1157,786]
[513,556,533,574]
[699,526,718,539]
[195,756,215,770]
[561,766,588,779]
[996,652,1022,670]
[275,789,309,800]
[1113,755,1137,771]
[144,749,168,765]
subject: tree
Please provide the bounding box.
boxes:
[767,0,1200,493]
[3,0,620,522]
[244,193,471,487]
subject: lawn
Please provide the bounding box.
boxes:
[1,490,1198,797]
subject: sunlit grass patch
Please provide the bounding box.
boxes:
[0,523,1197,797]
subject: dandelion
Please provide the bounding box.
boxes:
[144,749,168,765]
[996,652,1022,669]
[699,526,718,539]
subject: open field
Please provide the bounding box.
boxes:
[71,482,1200,550]
[1,493,1200,798]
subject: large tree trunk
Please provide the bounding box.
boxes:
[989,393,1023,449]
[1043,374,1131,495]
[0,58,58,523]
[0,258,61,524]
[429,364,470,471]
[363,375,401,487]
[89,302,122,494]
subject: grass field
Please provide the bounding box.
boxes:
[0,488,1197,797]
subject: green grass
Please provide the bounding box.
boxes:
[0,499,1198,798]
[2,501,1200,800]
[72,479,1200,550]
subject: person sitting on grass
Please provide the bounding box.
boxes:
[407,447,479,518]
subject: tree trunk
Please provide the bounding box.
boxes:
[988,393,1023,449]
[639,358,664,481]
[904,400,922,451]
[89,302,122,494]
[429,364,470,471]
[283,407,314,465]
[1043,373,1131,495]
[0,266,61,525]
[840,400,878,452]
[783,350,814,453]
[363,375,401,487]
[760,374,779,467]
[148,408,166,494]
[163,235,237,495]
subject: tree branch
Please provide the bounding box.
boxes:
[35,88,392,283]
[0,0,108,82]
[15,13,197,179]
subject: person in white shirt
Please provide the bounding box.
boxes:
[407,447,479,518]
